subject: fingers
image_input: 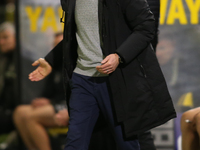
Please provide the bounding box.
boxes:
[96,67,111,75]
[29,69,44,81]
[29,69,39,77]
[100,63,113,71]
[29,76,43,81]
[96,63,112,74]
[29,70,40,80]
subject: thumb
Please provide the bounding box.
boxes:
[101,56,109,64]
[32,59,40,66]
[38,58,46,65]
[32,58,46,67]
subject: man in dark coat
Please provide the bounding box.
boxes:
[29,0,176,149]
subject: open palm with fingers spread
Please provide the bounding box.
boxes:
[29,58,52,81]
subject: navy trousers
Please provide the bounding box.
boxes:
[64,73,140,150]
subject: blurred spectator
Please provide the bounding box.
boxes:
[181,107,200,150]
[0,22,17,134]
[156,29,200,149]
[13,32,69,150]
[156,33,200,112]
[156,37,177,86]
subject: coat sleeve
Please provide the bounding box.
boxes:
[115,0,155,64]
[44,40,63,70]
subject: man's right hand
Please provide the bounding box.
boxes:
[29,58,52,81]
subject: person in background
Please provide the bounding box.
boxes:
[0,22,17,135]
[181,107,200,150]
[13,32,69,150]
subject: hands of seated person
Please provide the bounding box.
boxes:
[31,97,50,108]
[29,58,52,81]
[96,53,119,75]
[54,109,69,127]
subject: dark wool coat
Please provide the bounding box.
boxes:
[45,0,176,139]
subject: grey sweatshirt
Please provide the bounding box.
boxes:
[73,0,107,77]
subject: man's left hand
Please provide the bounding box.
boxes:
[96,53,119,75]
